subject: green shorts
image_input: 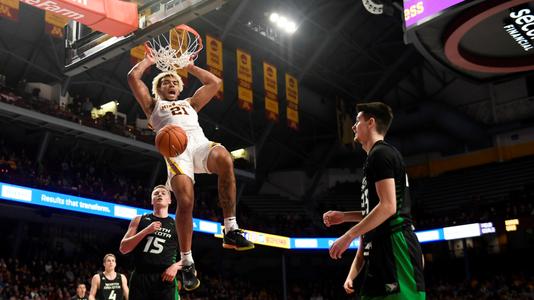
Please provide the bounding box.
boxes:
[360,230,425,300]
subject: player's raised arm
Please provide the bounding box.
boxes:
[127,49,156,118]
[185,64,222,112]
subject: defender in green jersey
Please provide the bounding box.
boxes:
[325,102,425,300]
[120,185,182,300]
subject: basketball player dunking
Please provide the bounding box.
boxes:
[127,50,254,291]
[88,254,128,300]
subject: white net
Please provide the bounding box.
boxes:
[146,26,203,72]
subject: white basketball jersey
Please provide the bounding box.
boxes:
[150,99,205,136]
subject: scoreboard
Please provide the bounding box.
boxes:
[403,0,467,29]
[403,0,534,80]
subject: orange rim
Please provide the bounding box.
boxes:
[144,41,152,53]
[175,24,203,53]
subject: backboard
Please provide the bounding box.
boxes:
[64,0,223,76]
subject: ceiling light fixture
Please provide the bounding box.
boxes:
[269,12,298,34]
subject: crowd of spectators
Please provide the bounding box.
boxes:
[2,254,534,299]
[2,78,534,238]
[3,134,534,238]
[0,138,153,209]
[0,257,98,300]
[322,175,534,232]
[0,256,282,300]
[426,274,534,300]
[0,79,346,236]
[2,83,534,299]
[0,257,357,300]
[0,219,337,300]
[413,187,534,230]
[0,82,149,143]
[0,132,319,237]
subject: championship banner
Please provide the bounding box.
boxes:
[45,11,69,38]
[129,44,152,75]
[0,0,19,21]
[236,48,253,111]
[285,73,299,130]
[206,35,223,100]
[130,44,145,64]
[263,62,278,122]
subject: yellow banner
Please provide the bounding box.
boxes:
[206,35,223,100]
[265,97,279,113]
[166,30,190,80]
[47,25,63,38]
[45,10,68,27]
[239,86,253,101]
[176,67,188,80]
[0,0,17,8]
[170,28,190,83]
[0,0,18,20]
[206,35,223,70]
[286,73,299,130]
[287,103,299,121]
[170,28,188,55]
[214,228,290,249]
[263,62,277,95]
[263,62,278,121]
[129,44,152,76]
[208,66,223,100]
[285,73,298,104]
[237,49,253,111]
[44,11,68,38]
[286,102,299,130]
[130,44,145,60]
[236,48,252,83]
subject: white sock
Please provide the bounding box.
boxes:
[180,251,194,266]
[224,217,238,232]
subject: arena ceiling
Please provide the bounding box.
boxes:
[1,0,533,179]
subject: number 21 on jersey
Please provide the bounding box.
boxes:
[170,106,189,116]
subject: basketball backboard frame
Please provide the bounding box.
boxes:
[64,0,224,76]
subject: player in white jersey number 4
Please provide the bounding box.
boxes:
[127,47,254,291]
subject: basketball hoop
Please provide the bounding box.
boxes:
[145,24,203,72]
